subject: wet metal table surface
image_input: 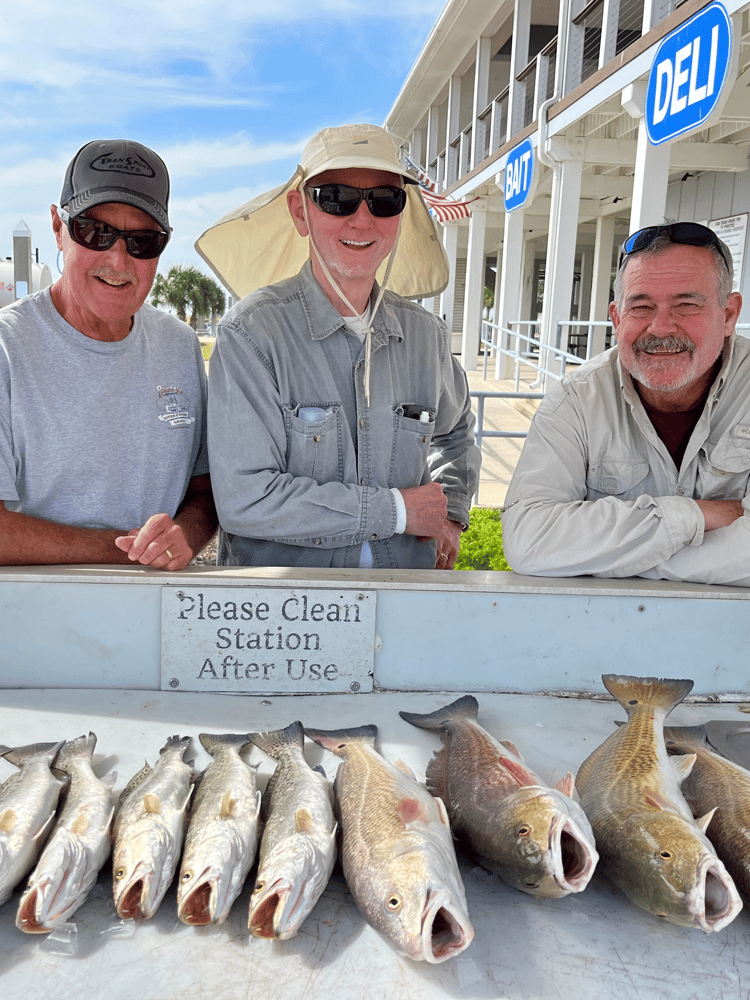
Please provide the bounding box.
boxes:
[0,687,748,1000]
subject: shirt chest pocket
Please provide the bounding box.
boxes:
[706,425,750,474]
[586,458,650,499]
[283,403,344,485]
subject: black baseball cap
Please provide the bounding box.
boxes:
[60,139,170,231]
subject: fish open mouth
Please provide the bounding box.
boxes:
[180,880,213,925]
[250,878,303,940]
[695,859,742,934]
[420,889,473,963]
[16,888,47,933]
[551,816,598,892]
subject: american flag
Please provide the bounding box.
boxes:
[401,149,478,223]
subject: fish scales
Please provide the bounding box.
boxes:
[247,722,335,939]
[16,732,115,933]
[305,724,473,964]
[177,733,260,926]
[401,696,598,898]
[576,675,742,932]
[666,724,750,903]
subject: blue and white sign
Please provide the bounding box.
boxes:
[504,138,535,212]
[645,2,733,146]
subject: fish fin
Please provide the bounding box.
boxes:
[53,732,97,775]
[643,789,681,813]
[1,740,65,769]
[219,790,236,819]
[304,725,378,758]
[696,807,718,833]
[434,796,451,828]
[498,756,539,787]
[295,808,314,834]
[0,808,16,834]
[159,734,192,757]
[670,752,697,783]
[142,792,162,815]
[397,796,430,826]
[198,732,252,757]
[31,809,57,843]
[312,764,327,779]
[120,761,153,802]
[601,675,693,717]
[392,757,416,779]
[500,739,524,760]
[663,725,707,752]
[555,772,576,798]
[246,722,304,761]
[704,721,750,770]
[399,695,479,732]
[180,786,194,814]
[425,748,450,801]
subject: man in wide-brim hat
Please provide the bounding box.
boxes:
[197,123,480,570]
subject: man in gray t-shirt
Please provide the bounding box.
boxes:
[0,139,217,569]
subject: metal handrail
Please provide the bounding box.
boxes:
[481,319,583,388]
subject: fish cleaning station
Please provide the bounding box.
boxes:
[1,564,750,1000]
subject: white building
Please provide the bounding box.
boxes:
[384,0,750,383]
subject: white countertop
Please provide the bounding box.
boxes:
[0,687,748,1000]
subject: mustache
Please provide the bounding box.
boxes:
[91,267,136,283]
[632,335,695,354]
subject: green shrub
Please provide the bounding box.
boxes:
[455,507,510,572]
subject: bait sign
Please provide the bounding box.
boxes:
[504,138,535,213]
[161,586,376,693]
[645,2,733,145]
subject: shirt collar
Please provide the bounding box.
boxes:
[295,260,402,346]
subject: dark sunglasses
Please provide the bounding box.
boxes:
[306,183,407,219]
[59,208,170,260]
[618,223,730,271]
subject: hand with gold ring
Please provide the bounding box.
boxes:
[115,513,192,570]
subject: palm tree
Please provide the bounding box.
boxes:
[151,265,226,329]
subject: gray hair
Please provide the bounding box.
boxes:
[613,230,734,307]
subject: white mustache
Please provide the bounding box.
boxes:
[633,335,694,354]
[92,268,136,284]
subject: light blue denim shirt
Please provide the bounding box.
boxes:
[208,261,480,568]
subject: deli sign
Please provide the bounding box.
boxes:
[646,2,734,145]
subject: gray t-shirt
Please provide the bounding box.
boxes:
[0,288,209,531]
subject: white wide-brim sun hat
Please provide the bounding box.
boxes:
[194,124,450,302]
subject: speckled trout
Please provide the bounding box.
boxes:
[577,675,741,932]
[247,721,336,940]
[0,742,64,907]
[16,733,116,932]
[113,734,193,919]
[177,733,260,926]
[665,722,750,904]
[400,696,598,897]
[305,725,473,963]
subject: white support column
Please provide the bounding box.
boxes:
[461,207,488,371]
[589,215,615,356]
[540,155,583,390]
[507,0,531,141]
[426,105,440,182]
[629,121,671,231]
[471,36,492,169]
[440,224,459,350]
[445,76,462,188]
[495,209,525,379]
[411,128,424,168]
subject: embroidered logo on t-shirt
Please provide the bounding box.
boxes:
[157,385,194,427]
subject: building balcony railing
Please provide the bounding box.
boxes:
[425,0,652,191]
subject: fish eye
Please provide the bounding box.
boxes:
[254,881,265,894]
[114,868,126,880]
[516,825,531,837]
[385,894,403,912]
[658,850,673,860]
[524,880,540,888]
[180,870,193,883]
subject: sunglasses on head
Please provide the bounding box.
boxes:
[618,223,730,271]
[306,183,407,219]
[59,208,170,260]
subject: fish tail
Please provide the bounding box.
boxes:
[247,721,304,761]
[601,675,693,717]
[54,732,97,774]
[304,725,377,757]
[198,733,252,757]
[663,724,707,754]
[159,734,192,757]
[399,695,479,732]
[1,740,65,769]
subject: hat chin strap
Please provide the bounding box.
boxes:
[301,194,401,407]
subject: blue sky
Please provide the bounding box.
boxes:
[1,0,444,292]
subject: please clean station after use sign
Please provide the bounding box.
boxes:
[161,586,377,694]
